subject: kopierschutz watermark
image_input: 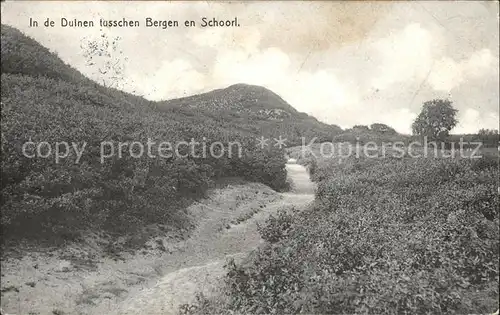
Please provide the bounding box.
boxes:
[298,136,488,159]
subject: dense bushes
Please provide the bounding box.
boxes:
[0,23,292,241]
[192,154,498,314]
[257,209,294,243]
[0,72,290,239]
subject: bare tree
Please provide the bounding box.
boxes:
[80,29,127,89]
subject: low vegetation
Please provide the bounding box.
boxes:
[186,95,500,314]
[188,149,498,314]
[0,71,289,240]
[2,25,328,244]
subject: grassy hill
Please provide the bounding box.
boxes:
[160,83,299,115]
[0,24,339,244]
[158,83,344,146]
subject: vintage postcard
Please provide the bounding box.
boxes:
[1,1,499,314]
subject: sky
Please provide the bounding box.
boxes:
[1,1,499,134]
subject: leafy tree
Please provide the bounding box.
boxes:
[412,99,458,141]
[478,128,499,136]
[477,129,499,147]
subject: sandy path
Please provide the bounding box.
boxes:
[112,160,314,315]
[1,161,313,315]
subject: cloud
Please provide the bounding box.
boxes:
[127,59,206,100]
[428,57,464,92]
[465,49,497,78]
[213,47,290,86]
[1,1,498,134]
[370,23,434,90]
[428,48,497,92]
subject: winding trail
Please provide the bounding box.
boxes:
[112,159,314,315]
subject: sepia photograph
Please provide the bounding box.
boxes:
[0,1,499,314]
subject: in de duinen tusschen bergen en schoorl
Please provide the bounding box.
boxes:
[0,1,499,315]
[31,16,241,29]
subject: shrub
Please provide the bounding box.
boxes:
[192,154,499,314]
[0,71,288,241]
[257,209,294,243]
[0,25,301,243]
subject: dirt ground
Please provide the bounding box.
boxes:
[1,162,314,315]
